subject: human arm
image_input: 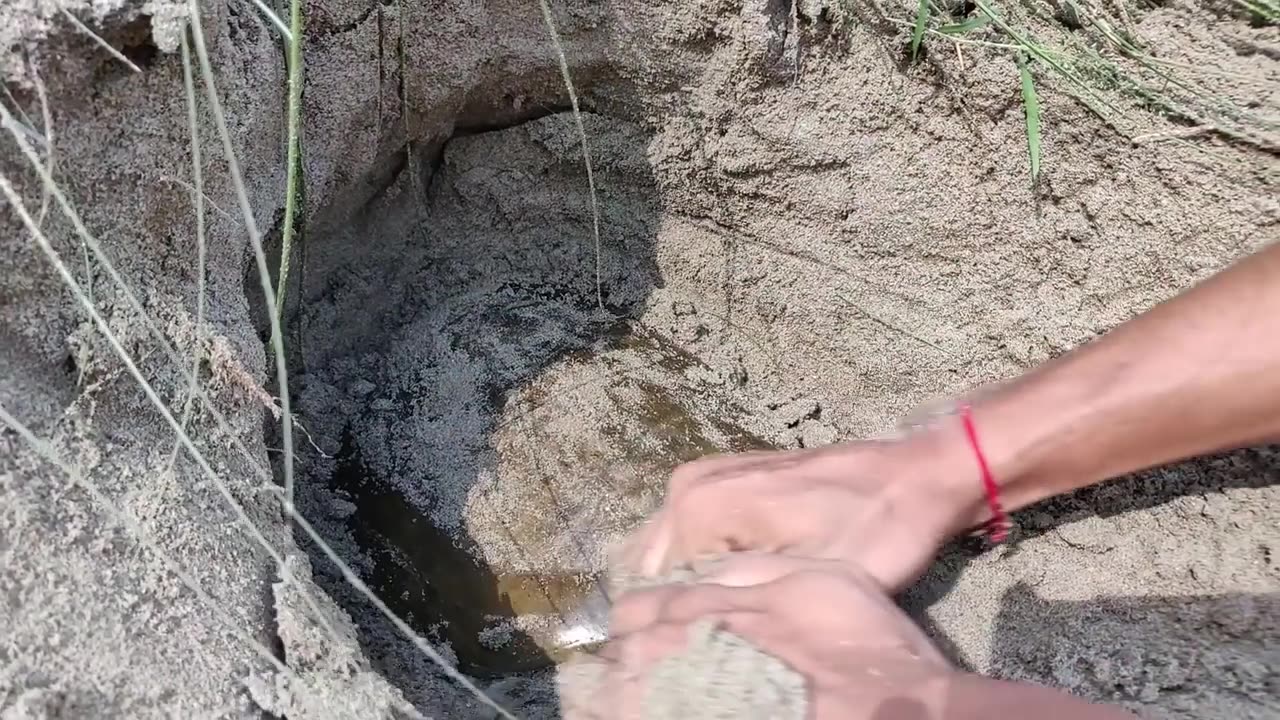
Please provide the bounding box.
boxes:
[935,676,1135,720]
[621,242,1280,590]
[951,240,1280,525]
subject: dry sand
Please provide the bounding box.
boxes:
[1,0,1278,718]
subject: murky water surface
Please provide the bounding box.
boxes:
[338,324,770,676]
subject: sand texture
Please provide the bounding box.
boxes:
[1,0,1277,717]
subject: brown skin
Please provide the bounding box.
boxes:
[576,554,1134,719]
[597,242,1280,717]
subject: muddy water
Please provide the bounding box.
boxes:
[346,480,605,675]
[337,324,772,677]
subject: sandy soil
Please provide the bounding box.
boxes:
[1,0,1277,718]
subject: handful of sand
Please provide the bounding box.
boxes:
[554,565,809,720]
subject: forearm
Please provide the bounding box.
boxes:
[973,242,1280,514]
[938,674,1136,719]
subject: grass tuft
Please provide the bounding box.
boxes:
[187,5,516,715]
[893,0,1277,184]
[937,15,989,34]
[1232,0,1279,24]
[184,0,297,523]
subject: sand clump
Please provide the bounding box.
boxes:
[557,620,809,720]
[555,565,810,720]
[1,0,1278,718]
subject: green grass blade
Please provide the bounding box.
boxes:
[911,0,931,62]
[937,16,989,34]
[1017,52,1042,184]
[1233,0,1279,23]
[973,0,1120,119]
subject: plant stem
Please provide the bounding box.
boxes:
[911,0,931,62]
[276,0,304,328]
[1016,52,1042,185]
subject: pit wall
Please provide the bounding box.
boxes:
[0,0,1276,718]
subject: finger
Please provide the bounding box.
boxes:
[608,584,682,637]
[686,556,949,666]
[687,558,887,629]
[610,582,757,637]
[657,478,781,575]
[692,551,851,588]
[691,555,894,626]
[751,569,948,665]
[707,610,807,668]
[638,451,805,576]
[637,552,885,624]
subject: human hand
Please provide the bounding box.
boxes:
[564,554,1137,720]
[618,423,988,593]
[563,553,955,720]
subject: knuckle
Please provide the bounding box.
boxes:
[676,477,730,516]
[772,567,856,602]
[663,584,740,622]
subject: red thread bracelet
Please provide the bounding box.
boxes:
[959,404,1011,544]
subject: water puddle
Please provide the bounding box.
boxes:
[333,322,772,676]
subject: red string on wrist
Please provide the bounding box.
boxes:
[959,404,1010,544]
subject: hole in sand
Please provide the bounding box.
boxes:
[98,14,159,72]
[252,102,773,707]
